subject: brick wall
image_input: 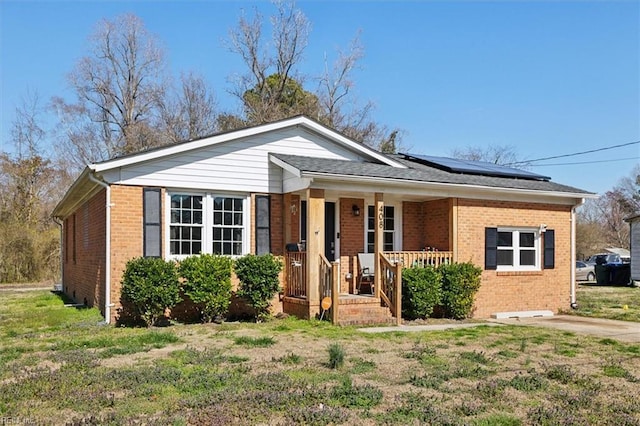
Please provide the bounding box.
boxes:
[402,202,424,250]
[63,189,106,313]
[270,194,284,256]
[423,198,451,251]
[339,198,365,293]
[456,198,572,318]
[110,185,145,322]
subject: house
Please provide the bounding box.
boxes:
[624,214,640,285]
[52,116,594,325]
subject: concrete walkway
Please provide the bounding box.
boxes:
[360,315,640,343]
[489,315,640,343]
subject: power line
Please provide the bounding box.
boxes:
[529,157,640,167]
[505,140,640,166]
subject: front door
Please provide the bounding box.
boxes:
[325,202,336,261]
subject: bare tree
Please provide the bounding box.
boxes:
[158,72,219,143]
[53,13,167,169]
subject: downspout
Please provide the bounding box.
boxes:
[53,217,63,290]
[570,198,585,309]
[87,173,112,324]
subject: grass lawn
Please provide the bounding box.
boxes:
[2,289,640,425]
[571,283,640,322]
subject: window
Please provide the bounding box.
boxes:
[169,194,203,255]
[494,228,540,271]
[366,205,395,253]
[213,196,244,256]
[255,195,270,255]
[168,192,248,258]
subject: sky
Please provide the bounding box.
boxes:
[1,0,639,195]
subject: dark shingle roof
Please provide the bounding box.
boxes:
[271,153,592,195]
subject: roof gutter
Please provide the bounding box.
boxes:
[570,198,586,309]
[87,172,113,324]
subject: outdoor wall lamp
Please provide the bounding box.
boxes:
[352,205,361,217]
[290,203,297,215]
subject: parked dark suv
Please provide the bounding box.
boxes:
[586,253,622,266]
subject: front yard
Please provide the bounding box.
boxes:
[571,282,640,322]
[1,289,640,425]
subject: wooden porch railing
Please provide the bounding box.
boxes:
[379,255,402,325]
[284,251,307,298]
[319,254,339,323]
[384,251,453,268]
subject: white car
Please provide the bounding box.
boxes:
[576,261,595,281]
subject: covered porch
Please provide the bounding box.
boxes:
[279,189,456,326]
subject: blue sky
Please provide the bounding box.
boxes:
[1,1,638,195]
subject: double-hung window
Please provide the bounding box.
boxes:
[168,192,247,258]
[169,194,203,255]
[366,205,395,253]
[212,197,244,256]
[496,228,539,271]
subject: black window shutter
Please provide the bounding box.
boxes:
[255,195,271,255]
[543,229,555,269]
[485,227,498,270]
[143,188,162,258]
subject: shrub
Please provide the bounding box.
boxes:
[234,254,283,321]
[438,262,482,319]
[121,257,181,327]
[178,254,233,322]
[401,266,442,319]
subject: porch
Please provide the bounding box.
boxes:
[282,250,454,326]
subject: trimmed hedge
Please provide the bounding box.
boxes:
[178,254,233,323]
[401,266,442,320]
[121,257,181,327]
[234,254,283,321]
[401,262,482,320]
[439,262,482,319]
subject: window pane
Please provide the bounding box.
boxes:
[234,198,242,211]
[234,213,243,225]
[520,250,536,265]
[384,232,393,245]
[213,227,221,240]
[498,232,513,247]
[224,198,232,210]
[368,206,374,218]
[497,250,514,265]
[520,232,535,248]
[223,242,231,254]
[171,196,180,209]
[368,217,374,230]
[367,232,374,244]
[214,212,222,225]
[181,227,190,239]
[367,243,374,253]
[384,217,394,230]
[213,242,221,254]
[233,228,242,241]
[214,197,222,209]
[171,211,180,224]
[193,211,202,224]
[192,227,201,240]
[170,227,178,239]
[193,196,202,210]
[385,206,394,218]
[233,243,242,256]
[224,212,232,225]
[170,241,179,255]
[181,210,191,224]
[181,242,190,254]
[223,228,231,240]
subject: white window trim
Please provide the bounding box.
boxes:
[496,227,541,272]
[365,203,401,253]
[165,190,250,260]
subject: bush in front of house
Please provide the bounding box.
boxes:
[178,254,233,323]
[234,254,283,321]
[121,257,182,327]
[401,266,442,320]
[438,262,482,319]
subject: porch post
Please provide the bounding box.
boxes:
[283,193,293,247]
[451,198,458,262]
[306,188,325,314]
[374,192,384,299]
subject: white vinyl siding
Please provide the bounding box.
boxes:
[103,128,364,194]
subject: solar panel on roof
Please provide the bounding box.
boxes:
[400,153,551,181]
